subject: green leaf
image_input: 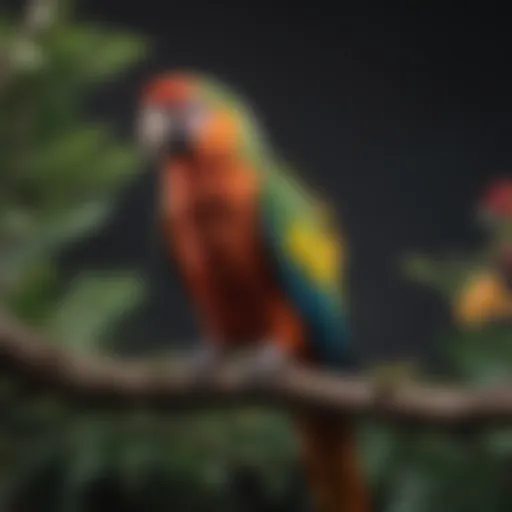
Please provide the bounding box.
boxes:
[0,199,112,276]
[87,145,142,189]
[26,125,111,178]
[22,127,141,201]
[64,421,108,488]
[361,424,400,487]
[443,326,512,385]
[47,26,147,83]
[384,467,434,512]
[3,261,58,323]
[401,252,487,300]
[0,12,15,43]
[83,32,147,81]
[0,208,35,244]
[483,429,512,459]
[45,271,146,352]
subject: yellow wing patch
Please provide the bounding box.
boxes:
[285,218,343,285]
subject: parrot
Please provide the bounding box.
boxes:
[136,70,370,512]
[456,176,512,328]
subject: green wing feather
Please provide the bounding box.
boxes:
[259,166,354,367]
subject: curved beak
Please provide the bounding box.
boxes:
[136,107,193,159]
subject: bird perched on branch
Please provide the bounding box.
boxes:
[456,177,512,328]
[136,70,369,512]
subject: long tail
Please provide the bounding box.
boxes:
[294,413,371,512]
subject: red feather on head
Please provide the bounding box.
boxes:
[140,73,196,107]
[479,177,512,220]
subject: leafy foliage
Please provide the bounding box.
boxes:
[0,3,302,511]
[393,251,512,511]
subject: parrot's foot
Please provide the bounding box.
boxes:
[243,343,289,386]
[186,343,224,387]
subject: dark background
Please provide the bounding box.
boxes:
[67,3,512,362]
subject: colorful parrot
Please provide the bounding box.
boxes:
[136,71,369,512]
[456,177,512,328]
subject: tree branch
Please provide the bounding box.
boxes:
[1,311,512,427]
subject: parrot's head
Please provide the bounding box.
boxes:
[137,71,260,162]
